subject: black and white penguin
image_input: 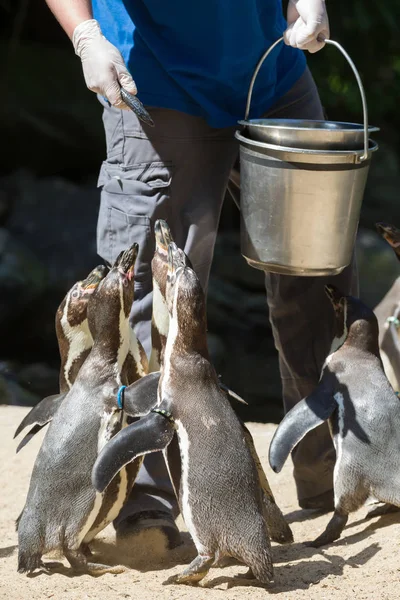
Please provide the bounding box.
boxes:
[269,284,400,547]
[92,243,275,585]
[17,244,145,575]
[14,250,148,452]
[13,265,108,452]
[148,219,173,372]
[56,265,109,393]
[115,224,293,545]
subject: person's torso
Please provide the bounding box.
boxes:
[92,0,307,127]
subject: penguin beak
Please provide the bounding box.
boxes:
[376,222,400,257]
[112,250,125,268]
[325,285,345,311]
[119,243,139,277]
[82,264,108,291]
[167,242,178,274]
[155,219,173,251]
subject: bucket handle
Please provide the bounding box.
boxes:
[244,37,370,162]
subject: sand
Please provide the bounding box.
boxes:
[1,405,400,600]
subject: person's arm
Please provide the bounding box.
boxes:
[44,0,93,39]
[44,0,137,109]
[284,0,330,54]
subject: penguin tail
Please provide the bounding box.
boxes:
[17,511,45,574]
[269,385,337,473]
[15,510,23,532]
[17,550,43,574]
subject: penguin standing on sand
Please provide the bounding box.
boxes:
[92,243,274,585]
[269,284,400,547]
[117,221,292,545]
[13,265,108,452]
[17,244,145,575]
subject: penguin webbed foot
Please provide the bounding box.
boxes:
[365,502,400,520]
[64,547,126,576]
[305,509,348,548]
[169,554,214,585]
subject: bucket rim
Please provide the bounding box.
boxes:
[235,130,379,157]
[237,119,380,134]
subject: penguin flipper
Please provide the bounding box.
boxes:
[219,382,248,405]
[14,393,66,440]
[122,371,160,416]
[269,385,337,474]
[16,425,45,454]
[381,315,400,386]
[92,409,174,493]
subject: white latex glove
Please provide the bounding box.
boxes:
[284,0,330,54]
[72,19,137,109]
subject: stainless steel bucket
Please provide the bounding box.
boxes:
[236,38,379,276]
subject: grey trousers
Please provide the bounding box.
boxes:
[96,67,357,518]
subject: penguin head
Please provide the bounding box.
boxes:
[87,243,138,338]
[325,285,379,354]
[56,264,108,329]
[154,220,174,255]
[151,220,177,298]
[166,242,207,345]
[376,222,400,261]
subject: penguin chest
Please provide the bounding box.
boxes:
[82,410,131,543]
[174,419,208,554]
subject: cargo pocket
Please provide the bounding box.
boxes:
[97,161,173,284]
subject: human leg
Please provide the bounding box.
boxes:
[229,68,358,507]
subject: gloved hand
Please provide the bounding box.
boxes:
[284,0,330,54]
[72,19,137,109]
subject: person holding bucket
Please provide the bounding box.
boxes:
[44,0,356,546]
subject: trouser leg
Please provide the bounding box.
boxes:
[230,67,359,504]
[265,69,358,503]
[96,99,238,519]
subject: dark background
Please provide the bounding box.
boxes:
[1,0,400,419]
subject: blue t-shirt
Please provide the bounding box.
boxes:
[92,0,306,128]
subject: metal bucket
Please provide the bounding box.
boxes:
[236,38,379,276]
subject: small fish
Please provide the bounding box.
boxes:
[120,87,155,127]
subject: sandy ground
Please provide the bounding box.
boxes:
[1,405,400,600]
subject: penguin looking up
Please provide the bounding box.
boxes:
[148,219,174,372]
[92,242,275,585]
[110,225,293,545]
[56,264,109,393]
[17,243,144,575]
[13,264,108,452]
[269,285,400,547]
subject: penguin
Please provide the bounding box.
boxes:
[374,222,400,391]
[13,265,108,452]
[148,219,174,372]
[92,242,275,585]
[120,221,292,545]
[14,251,148,452]
[57,264,109,393]
[148,219,242,403]
[269,284,400,547]
[17,243,145,575]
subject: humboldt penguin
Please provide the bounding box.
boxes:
[17,244,144,575]
[14,251,148,452]
[120,222,292,544]
[13,265,108,452]
[92,243,275,585]
[269,284,400,547]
